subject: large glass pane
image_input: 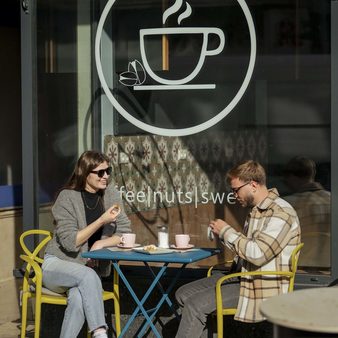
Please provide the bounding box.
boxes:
[0,1,21,208]
[33,0,332,278]
[97,0,331,275]
[36,0,93,203]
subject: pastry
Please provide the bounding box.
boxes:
[111,204,120,213]
[143,244,157,252]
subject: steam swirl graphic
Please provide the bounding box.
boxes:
[163,0,192,25]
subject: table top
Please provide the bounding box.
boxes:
[260,287,338,333]
[82,247,220,264]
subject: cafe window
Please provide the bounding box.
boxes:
[97,0,332,277]
[36,0,93,202]
[27,0,335,284]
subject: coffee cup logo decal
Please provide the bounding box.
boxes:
[138,27,225,89]
[120,0,226,90]
[95,0,256,136]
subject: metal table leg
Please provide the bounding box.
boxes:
[113,261,167,338]
[137,262,186,337]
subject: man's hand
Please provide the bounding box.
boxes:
[209,219,230,235]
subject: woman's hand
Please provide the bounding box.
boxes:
[91,236,122,250]
[90,240,105,251]
[99,205,121,224]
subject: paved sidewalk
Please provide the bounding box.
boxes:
[0,317,272,338]
[0,320,27,338]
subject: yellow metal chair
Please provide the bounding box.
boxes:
[208,242,304,338]
[19,229,121,338]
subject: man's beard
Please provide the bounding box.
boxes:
[241,193,255,208]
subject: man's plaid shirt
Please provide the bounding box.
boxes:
[220,188,301,322]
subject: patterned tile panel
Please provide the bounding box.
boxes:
[104,130,267,213]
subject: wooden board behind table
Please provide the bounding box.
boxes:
[127,202,248,269]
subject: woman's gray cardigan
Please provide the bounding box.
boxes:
[45,183,131,270]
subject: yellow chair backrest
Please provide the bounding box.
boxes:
[19,229,52,291]
[20,229,52,263]
[20,229,52,287]
[289,242,304,291]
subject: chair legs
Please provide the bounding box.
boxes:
[34,298,42,338]
[21,293,28,338]
[217,311,223,338]
[21,296,120,338]
[21,296,42,338]
[113,297,121,336]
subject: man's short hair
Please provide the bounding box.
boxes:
[226,160,266,185]
[283,156,316,180]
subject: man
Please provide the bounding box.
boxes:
[283,156,330,268]
[175,160,301,338]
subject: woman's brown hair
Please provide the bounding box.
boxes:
[61,150,110,196]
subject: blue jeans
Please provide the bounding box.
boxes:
[175,273,240,338]
[42,255,107,338]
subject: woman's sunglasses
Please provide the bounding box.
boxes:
[90,166,112,178]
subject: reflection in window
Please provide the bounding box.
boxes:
[283,156,330,270]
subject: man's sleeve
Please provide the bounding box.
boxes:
[222,211,297,266]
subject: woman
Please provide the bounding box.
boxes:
[42,150,131,338]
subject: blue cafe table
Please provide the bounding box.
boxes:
[83,247,220,338]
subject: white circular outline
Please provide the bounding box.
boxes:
[95,0,256,136]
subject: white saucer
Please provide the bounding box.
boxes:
[133,247,174,255]
[170,244,195,250]
[117,243,141,249]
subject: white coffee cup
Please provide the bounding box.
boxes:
[139,27,225,85]
[175,234,190,248]
[121,233,136,247]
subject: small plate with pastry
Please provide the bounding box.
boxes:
[133,245,174,255]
